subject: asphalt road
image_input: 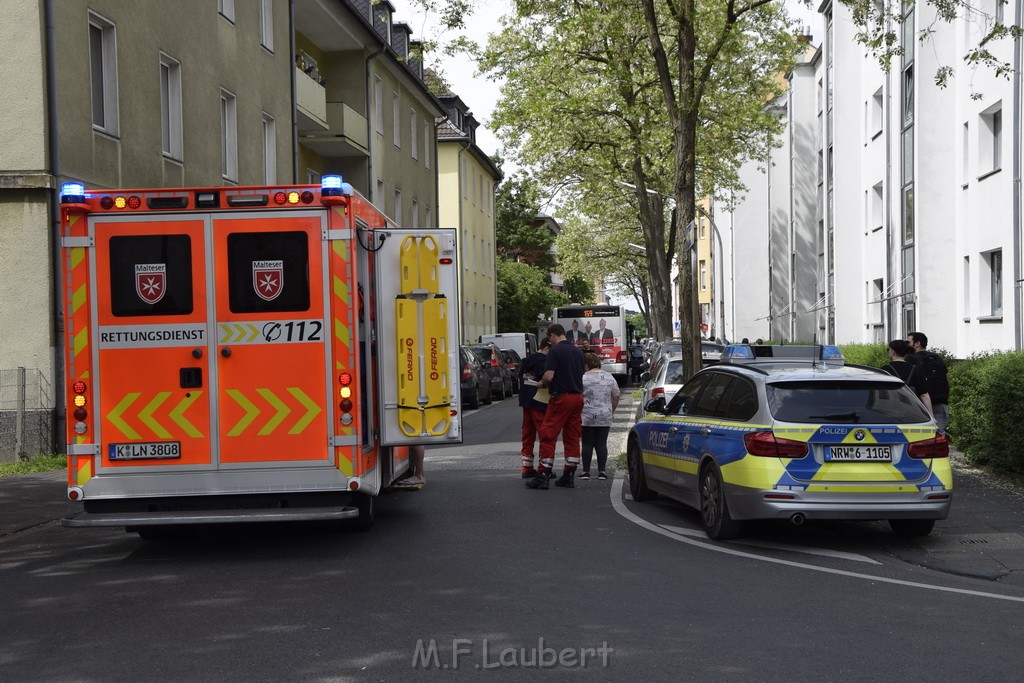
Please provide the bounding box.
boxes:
[2,393,1024,681]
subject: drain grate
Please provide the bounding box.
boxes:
[923,533,1024,550]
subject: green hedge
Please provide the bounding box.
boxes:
[838,344,1024,473]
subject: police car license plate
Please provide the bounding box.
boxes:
[109,442,181,460]
[826,445,891,462]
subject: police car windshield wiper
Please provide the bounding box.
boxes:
[810,412,861,422]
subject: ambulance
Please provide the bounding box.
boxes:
[58,178,461,533]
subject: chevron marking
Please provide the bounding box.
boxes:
[256,388,292,436]
[138,391,172,438]
[168,391,204,438]
[226,389,260,437]
[287,387,321,434]
[108,392,142,440]
[245,323,260,341]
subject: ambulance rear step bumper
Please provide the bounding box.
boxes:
[62,506,358,527]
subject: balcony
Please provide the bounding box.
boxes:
[299,103,369,158]
[296,66,328,131]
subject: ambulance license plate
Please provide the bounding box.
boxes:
[825,445,891,462]
[109,442,181,460]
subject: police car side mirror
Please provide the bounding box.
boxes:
[644,396,667,414]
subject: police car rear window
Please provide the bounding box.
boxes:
[109,235,194,317]
[766,381,932,424]
[227,231,310,313]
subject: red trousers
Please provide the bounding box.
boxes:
[538,393,584,473]
[521,407,546,470]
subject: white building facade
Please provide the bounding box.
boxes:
[724,0,1021,357]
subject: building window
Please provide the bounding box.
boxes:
[423,121,430,169]
[89,13,119,136]
[461,157,468,198]
[221,89,238,181]
[306,168,321,184]
[159,53,182,159]
[980,104,1002,175]
[374,77,383,135]
[871,182,883,231]
[869,87,883,138]
[412,199,419,226]
[986,249,1003,315]
[393,92,401,147]
[262,113,276,184]
[425,206,431,227]
[411,110,418,160]
[962,121,970,185]
[376,179,384,207]
[218,0,235,22]
[394,189,402,224]
[963,255,971,317]
[869,278,884,324]
[260,0,273,51]
[700,260,708,290]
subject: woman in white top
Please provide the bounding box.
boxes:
[580,352,620,480]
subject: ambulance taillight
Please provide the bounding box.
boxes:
[338,372,354,425]
[71,381,89,433]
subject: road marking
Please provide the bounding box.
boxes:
[658,524,881,564]
[611,475,1024,604]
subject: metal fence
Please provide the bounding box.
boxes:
[0,368,55,463]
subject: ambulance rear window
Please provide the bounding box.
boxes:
[109,235,194,317]
[227,231,310,313]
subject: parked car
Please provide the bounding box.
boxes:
[701,341,725,367]
[460,346,492,409]
[648,340,682,371]
[498,348,522,395]
[635,357,687,421]
[468,342,514,400]
[627,344,951,540]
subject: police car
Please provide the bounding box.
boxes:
[626,344,952,540]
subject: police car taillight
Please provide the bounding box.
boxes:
[743,431,808,458]
[907,433,950,459]
[651,387,664,398]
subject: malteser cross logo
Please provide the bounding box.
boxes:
[135,264,167,305]
[253,260,284,301]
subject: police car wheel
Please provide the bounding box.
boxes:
[627,438,657,502]
[888,518,935,537]
[699,464,743,540]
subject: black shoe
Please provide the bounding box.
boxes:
[546,470,557,479]
[525,473,549,489]
[522,469,538,479]
[578,471,590,480]
[597,471,608,480]
[554,472,575,488]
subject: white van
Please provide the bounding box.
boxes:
[480,333,538,359]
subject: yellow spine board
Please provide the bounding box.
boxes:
[396,235,450,437]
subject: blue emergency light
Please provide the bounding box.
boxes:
[60,182,86,204]
[321,175,353,197]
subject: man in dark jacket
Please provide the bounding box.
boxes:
[906,331,951,431]
[518,338,550,478]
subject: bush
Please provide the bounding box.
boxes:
[838,343,888,368]
[946,352,999,459]
[951,351,1024,473]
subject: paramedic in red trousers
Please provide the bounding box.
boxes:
[518,338,551,478]
[526,324,585,490]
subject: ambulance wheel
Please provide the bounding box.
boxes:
[889,518,935,537]
[350,493,375,532]
[627,437,657,502]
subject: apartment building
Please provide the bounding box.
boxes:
[723,2,1020,358]
[436,94,502,343]
[0,0,448,459]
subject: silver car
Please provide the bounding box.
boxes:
[635,357,686,422]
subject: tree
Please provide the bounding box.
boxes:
[494,174,555,272]
[496,259,569,331]
[562,274,594,304]
[476,0,798,375]
[627,312,648,341]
